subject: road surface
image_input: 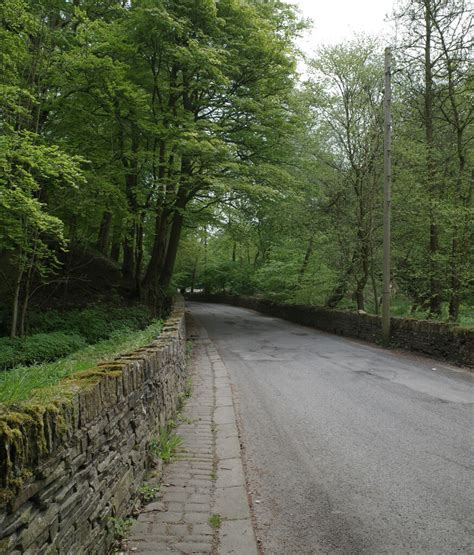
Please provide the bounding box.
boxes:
[188,302,474,555]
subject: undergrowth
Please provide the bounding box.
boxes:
[109,517,133,540]
[150,426,183,463]
[0,319,163,404]
[0,304,153,371]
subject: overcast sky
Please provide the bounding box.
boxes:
[293,0,396,56]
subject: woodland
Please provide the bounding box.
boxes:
[0,0,472,377]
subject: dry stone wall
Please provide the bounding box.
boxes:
[187,294,473,368]
[0,298,187,554]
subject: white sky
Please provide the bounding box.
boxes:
[293,0,396,56]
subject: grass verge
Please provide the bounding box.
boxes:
[0,319,163,405]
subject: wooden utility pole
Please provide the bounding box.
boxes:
[382,47,392,346]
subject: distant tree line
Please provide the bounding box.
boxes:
[174,0,473,324]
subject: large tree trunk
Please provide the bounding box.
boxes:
[141,209,170,306]
[156,156,193,295]
[141,140,173,308]
[97,211,112,255]
[110,239,121,263]
[354,288,365,311]
[159,197,186,292]
[117,117,140,294]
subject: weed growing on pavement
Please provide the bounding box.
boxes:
[109,517,133,539]
[209,514,222,529]
[138,484,160,502]
[186,340,194,356]
[184,377,192,398]
[210,470,217,481]
[150,427,183,463]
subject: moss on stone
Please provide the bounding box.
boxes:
[0,402,70,506]
[0,363,129,505]
[67,366,123,384]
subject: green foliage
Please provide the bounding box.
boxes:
[0,332,86,370]
[0,318,163,404]
[174,14,473,324]
[109,517,133,540]
[150,428,183,463]
[0,0,471,336]
[27,305,152,343]
[138,484,160,503]
[200,261,256,296]
[252,260,300,302]
[0,304,153,371]
[209,514,222,529]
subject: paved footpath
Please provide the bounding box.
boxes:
[125,316,258,554]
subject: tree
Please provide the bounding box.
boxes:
[392,0,473,318]
[0,0,85,336]
[307,38,385,310]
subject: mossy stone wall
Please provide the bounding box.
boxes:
[0,298,187,554]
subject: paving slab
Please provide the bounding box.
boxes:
[219,520,259,555]
[216,435,241,460]
[123,315,257,555]
[214,406,235,425]
[214,486,251,520]
[216,458,245,489]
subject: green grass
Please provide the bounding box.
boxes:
[26,304,152,343]
[389,298,474,328]
[0,319,163,405]
[313,295,474,329]
[208,514,222,529]
[150,427,183,463]
[459,312,474,328]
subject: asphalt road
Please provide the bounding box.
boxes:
[188,302,474,555]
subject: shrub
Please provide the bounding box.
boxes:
[0,343,16,370]
[0,305,153,371]
[27,305,152,343]
[0,332,86,370]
